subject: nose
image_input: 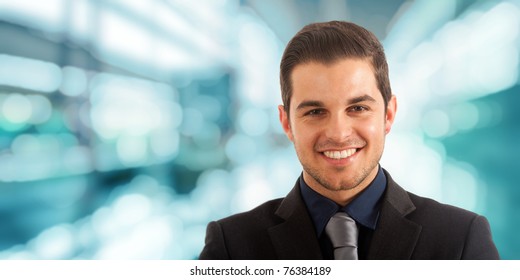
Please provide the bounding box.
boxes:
[324,113,352,142]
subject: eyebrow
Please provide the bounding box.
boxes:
[295,100,325,111]
[348,94,377,104]
[295,94,377,111]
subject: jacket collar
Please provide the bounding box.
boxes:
[366,169,422,259]
[268,181,323,259]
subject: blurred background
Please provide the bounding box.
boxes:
[0,0,519,259]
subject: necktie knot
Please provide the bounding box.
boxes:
[325,212,358,260]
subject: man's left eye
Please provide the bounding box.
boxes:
[350,106,368,112]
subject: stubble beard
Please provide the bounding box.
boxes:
[302,162,376,192]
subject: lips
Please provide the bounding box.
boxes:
[322,148,357,160]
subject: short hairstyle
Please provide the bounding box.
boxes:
[280,21,392,114]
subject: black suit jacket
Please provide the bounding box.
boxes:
[199,170,499,259]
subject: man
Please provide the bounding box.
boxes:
[199,21,499,259]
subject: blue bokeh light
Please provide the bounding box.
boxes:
[1,0,519,259]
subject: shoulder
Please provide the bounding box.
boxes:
[404,191,491,246]
[199,198,285,260]
[385,181,482,238]
[383,169,480,225]
[382,170,499,259]
[217,198,285,229]
[404,190,488,239]
[406,191,478,222]
[405,191,499,259]
[200,182,305,260]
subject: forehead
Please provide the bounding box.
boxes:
[290,58,381,106]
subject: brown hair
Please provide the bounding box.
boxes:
[280,21,391,114]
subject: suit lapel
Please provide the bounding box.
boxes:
[367,171,422,259]
[268,183,323,259]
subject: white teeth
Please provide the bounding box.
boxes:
[323,149,356,159]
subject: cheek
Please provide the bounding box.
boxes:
[292,125,319,147]
[357,119,385,139]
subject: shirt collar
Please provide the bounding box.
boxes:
[300,166,387,236]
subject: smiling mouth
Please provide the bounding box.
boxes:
[322,148,358,160]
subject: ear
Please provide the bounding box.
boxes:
[278,105,294,142]
[384,95,397,134]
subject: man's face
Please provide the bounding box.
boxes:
[279,58,397,198]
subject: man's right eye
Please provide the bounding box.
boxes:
[306,109,324,116]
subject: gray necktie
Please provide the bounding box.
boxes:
[325,212,358,260]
